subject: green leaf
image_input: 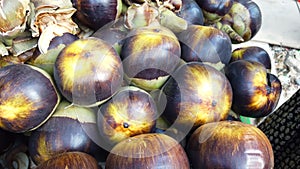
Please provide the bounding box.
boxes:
[11,37,38,56]
[29,44,65,75]
[0,42,8,56]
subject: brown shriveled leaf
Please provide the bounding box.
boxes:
[30,0,73,9]
[0,55,22,68]
[125,2,160,29]
[29,0,79,53]
[0,0,31,46]
[10,32,38,56]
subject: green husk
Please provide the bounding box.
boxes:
[159,7,188,33]
[0,42,8,56]
[29,44,65,75]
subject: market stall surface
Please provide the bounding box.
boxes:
[252,0,300,49]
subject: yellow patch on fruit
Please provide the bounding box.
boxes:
[220,90,233,115]
[179,101,214,125]
[103,103,131,142]
[232,48,247,60]
[59,59,77,90]
[36,134,52,163]
[185,66,214,98]
[250,92,267,110]
[102,102,153,143]
[249,69,268,109]
[177,65,231,126]
[0,93,36,121]
[132,34,162,50]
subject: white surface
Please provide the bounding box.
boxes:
[251,0,300,49]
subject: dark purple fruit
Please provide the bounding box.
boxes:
[218,0,262,43]
[48,33,79,50]
[177,0,204,25]
[231,46,271,70]
[186,121,274,169]
[0,128,15,154]
[225,60,281,118]
[97,86,157,146]
[28,101,107,165]
[105,133,190,169]
[177,25,232,65]
[53,37,123,107]
[35,151,100,169]
[161,62,232,130]
[120,26,181,91]
[72,0,123,30]
[195,0,233,24]
[0,64,60,133]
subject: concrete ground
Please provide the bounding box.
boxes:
[251,0,300,49]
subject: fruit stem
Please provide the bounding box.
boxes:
[217,23,244,42]
[117,0,128,18]
[158,7,188,33]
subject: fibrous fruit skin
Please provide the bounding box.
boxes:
[105,133,190,169]
[35,151,100,169]
[224,60,281,118]
[0,0,31,47]
[53,37,123,107]
[0,64,60,133]
[186,121,274,169]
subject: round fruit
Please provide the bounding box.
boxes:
[0,64,60,133]
[231,46,271,70]
[186,120,274,169]
[196,0,233,24]
[177,25,232,65]
[48,33,79,50]
[105,133,190,169]
[161,62,232,130]
[53,37,123,107]
[178,0,204,25]
[72,0,123,30]
[224,60,281,118]
[97,86,157,147]
[28,101,107,165]
[120,25,181,91]
[35,151,100,169]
